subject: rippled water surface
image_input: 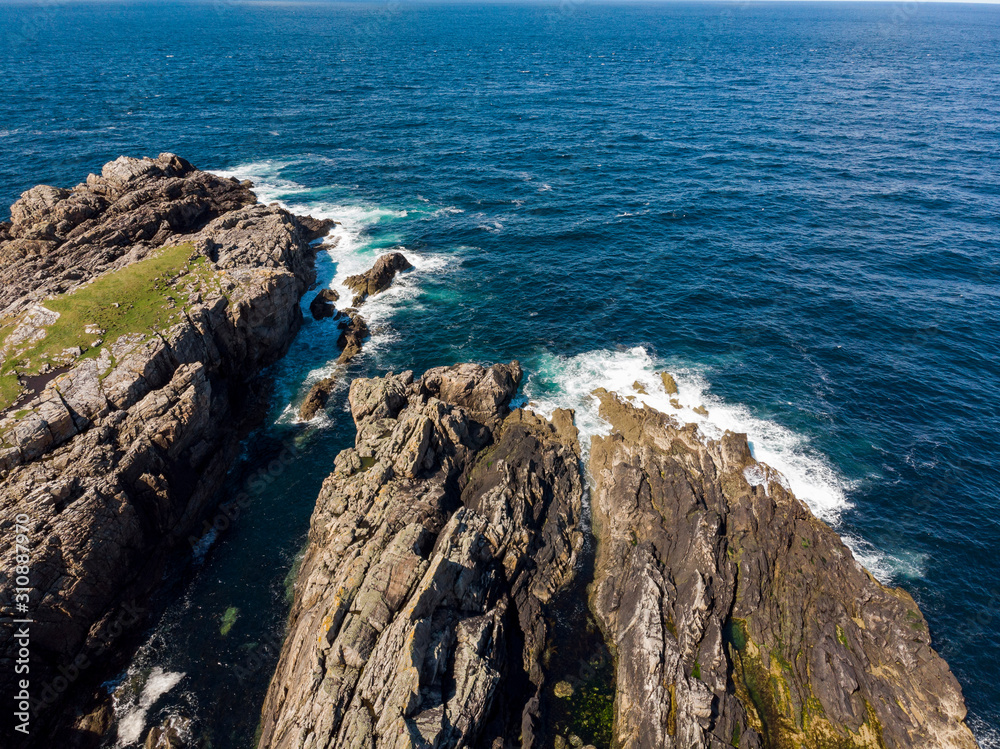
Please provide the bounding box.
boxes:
[1,1,998,745]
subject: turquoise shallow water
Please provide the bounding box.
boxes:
[1,1,999,745]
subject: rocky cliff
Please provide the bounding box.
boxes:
[261,372,979,749]
[258,363,585,748]
[0,154,326,743]
[587,387,978,749]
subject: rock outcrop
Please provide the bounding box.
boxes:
[343,251,412,306]
[297,250,412,421]
[587,388,978,749]
[0,155,320,742]
[259,362,585,749]
[310,288,341,320]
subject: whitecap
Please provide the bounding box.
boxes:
[523,346,853,524]
[114,667,186,746]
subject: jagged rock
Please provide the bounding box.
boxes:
[258,362,585,749]
[299,377,337,421]
[336,311,369,363]
[1,152,258,316]
[343,251,412,306]
[418,361,524,426]
[587,389,978,749]
[659,371,679,395]
[309,287,340,319]
[297,215,336,242]
[143,715,192,749]
[0,156,318,742]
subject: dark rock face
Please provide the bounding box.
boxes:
[259,363,585,749]
[587,388,978,749]
[0,156,317,742]
[336,311,370,364]
[310,288,341,320]
[297,215,337,243]
[343,251,412,306]
[298,251,414,420]
[0,153,258,316]
[298,311,371,420]
[299,376,338,421]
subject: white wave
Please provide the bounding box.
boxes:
[114,666,186,746]
[211,160,451,425]
[842,532,928,582]
[520,346,931,584]
[523,346,852,523]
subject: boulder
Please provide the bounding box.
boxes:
[299,377,337,421]
[343,251,412,305]
[308,288,339,320]
[336,311,369,363]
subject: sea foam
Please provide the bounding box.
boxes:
[523,345,851,521]
[521,346,932,584]
[212,160,448,425]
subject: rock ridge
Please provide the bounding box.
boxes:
[0,154,326,744]
[587,387,978,749]
[259,362,586,748]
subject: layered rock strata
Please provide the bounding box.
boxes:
[259,362,585,749]
[588,388,978,749]
[0,155,325,741]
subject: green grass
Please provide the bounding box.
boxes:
[0,243,216,411]
[0,374,21,412]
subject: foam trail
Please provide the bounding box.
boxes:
[522,346,932,584]
[212,160,449,425]
[524,346,851,520]
[114,667,186,746]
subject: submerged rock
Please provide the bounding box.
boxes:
[258,362,585,749]
[343,251,412,306]
[587,389,978,749]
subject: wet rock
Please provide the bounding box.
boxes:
[309,287,340,319]
[143,715,192,749]
[659,371,679,395]
[297,214,336,242]
[587,389,978,749]
[343,251,412,305]
[336,311,369,363]
[299,377,337,421]
[258,363,584,749]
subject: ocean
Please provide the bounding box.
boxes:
[1,1,997,746]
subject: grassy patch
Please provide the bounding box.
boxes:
[0,373,21,412]
[0,243,218,411]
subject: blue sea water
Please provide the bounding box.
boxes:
[2,1,999,745]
